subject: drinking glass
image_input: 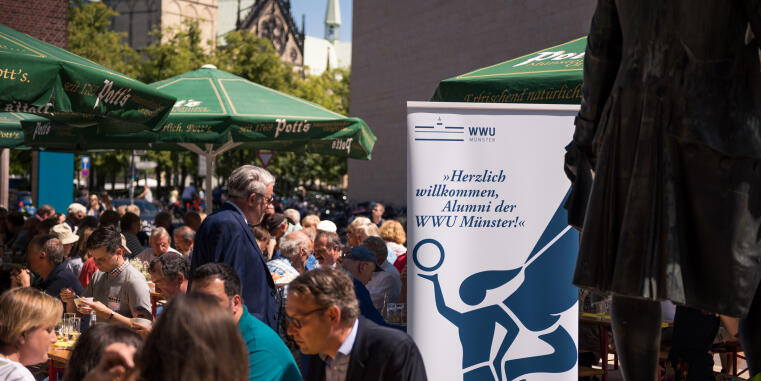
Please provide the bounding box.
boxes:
[68,317,81,342]
[386,303,401,324]
[62,313,75,337]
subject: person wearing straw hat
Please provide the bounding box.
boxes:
[51,223,82,276]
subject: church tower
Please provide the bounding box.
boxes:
[325,0,341,43]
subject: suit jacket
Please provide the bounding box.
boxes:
[305,317,427,381]
[191,203,278,330]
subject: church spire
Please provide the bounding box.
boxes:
[325,0,341,43]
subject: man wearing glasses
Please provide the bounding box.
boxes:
[191,164,280,331]
[287,267,427,381]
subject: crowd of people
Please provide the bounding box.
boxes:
[0,164,425,381]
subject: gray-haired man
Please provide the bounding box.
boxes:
[190,164,279,330]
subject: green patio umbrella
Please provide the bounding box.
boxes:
[432,37,586,104]
[0,113,35,148]
[0,23,175,132]
[24,65,377,212]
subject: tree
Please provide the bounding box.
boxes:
[68,1,141,78]
[213,30,298,92]
[139,20,211,83]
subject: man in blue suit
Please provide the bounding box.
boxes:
[191,164,278,330]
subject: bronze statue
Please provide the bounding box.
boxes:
[565,0,761,379]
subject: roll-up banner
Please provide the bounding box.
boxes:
[407,102,580,381]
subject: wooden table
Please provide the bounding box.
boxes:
[579,314,612,381]
[48,344,71,381]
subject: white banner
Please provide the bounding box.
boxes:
[407,102,580,381]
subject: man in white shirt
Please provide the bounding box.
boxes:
[136,227,180,264]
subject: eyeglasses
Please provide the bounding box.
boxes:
[257,194,274,205]
[284,306,328,329]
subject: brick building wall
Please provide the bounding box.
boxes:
[348,0,597,206]
[0,0,69,47]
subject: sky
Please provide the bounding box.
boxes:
[290,0,353,41]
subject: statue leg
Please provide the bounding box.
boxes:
[610,295,662,381]
[739,284,761,376]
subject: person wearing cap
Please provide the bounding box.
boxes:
[316,220,337,233]
[62,226,152,327]
[337,246,386,326]
[10,234,84,300]
[363,236,402,311]
[338,246,381,285]
[51,223,83,277]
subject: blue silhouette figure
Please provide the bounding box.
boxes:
[499,197,579,379]
[416,193,579,380]
[418,270,520,381]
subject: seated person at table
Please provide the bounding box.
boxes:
[363,236,401,310]
[172,226,195,258]
[148,253,188,301]
[120,213,144,258]
[192,263,301,381]
[0,288,62,381]
[62,226,152,326]
[287,268,427,381]
[63,324,143,381]
[9,235,84,299]
[135,227,181,265]
[337,246,386,326]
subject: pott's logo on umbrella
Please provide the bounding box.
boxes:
[274,119,311,138]
[513,50,585,67]
[93,79,132,109]
[32,121,51,140]
[332,137,352,154]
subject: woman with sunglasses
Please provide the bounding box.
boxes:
[0,287,63,381]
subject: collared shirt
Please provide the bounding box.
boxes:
[238,305,301,381]
[86,261,151,318]
[226,201,248,224]
[108,260,129,280]
[321,318,359,381]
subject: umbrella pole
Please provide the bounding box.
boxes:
[0,149,8,209]
[177,140,242,215]
[129,151,135,204]
[205,150,213,215]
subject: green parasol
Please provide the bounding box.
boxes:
[432,37,586,104]
[0,113,38,148]
[24,65,377,212]
[0,23,175,132]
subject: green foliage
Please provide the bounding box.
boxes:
[293,67,351,115]
[9,150,30,176]
[53,4,354,195]
[139,20,211,83]
[214,30,298,92]
[68,1,140,78]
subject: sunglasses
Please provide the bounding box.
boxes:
[284,306,328,329]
